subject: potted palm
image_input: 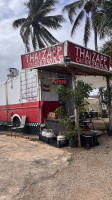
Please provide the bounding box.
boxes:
[59,117,82,147]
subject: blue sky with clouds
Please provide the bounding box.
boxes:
[0,0,107,84]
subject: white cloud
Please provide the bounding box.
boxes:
[8,0,27,17]
[0,0,27,20]
[0,17,24,81]
[0,0,109,83]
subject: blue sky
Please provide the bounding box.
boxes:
[0,0,107,86]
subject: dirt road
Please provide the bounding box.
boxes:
[0,133,112,200]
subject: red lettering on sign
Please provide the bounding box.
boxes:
[52,79,67,85]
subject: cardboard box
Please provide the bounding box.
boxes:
[48,112,57,119]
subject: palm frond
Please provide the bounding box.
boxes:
[20,25,31,52]
[13,0,63,51]
[41,0,58,11]
[100,40,112,65]
[63,0,85,23]
[83,16,91,47]
[13,18,27,28]
[36,34,46,49]
[39,26,59,45]
[97,0,112,38]
[28,0,44,17]
[34,24,49,48]
[100,41,112,53]
[33,8,55,20]
[71,10,84,36]
[40,15,65,29]
[29,0,57,17]
[37,31,49,48]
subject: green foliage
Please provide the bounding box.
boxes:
[63,0,105,50]
[99,86,112,108]
[67,157,74,164]
[97,0,112,37]
[72,80,92,109]
[100,40,112,66]
[60,117,82,140]
[55,81,92,110]
[55,85,72,103]
[55,80,92,141]
[55,106,65,119]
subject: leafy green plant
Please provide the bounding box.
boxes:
[60,117,82,140]
[72,80,92,109]
[55,106,65,119]
[99,86,112,109]
[55,80,92,145]
[55,85,72,103]
[55,80,92,113]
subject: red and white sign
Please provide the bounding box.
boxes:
[67,42,110,72]
[21,43,64,69]
[21,41,110,72]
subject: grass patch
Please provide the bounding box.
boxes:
[29,138,37,141]
[7,134,11,136]
[67,157,74,164]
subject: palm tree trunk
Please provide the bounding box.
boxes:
[94,26,98,51]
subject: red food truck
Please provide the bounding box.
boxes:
[0,41,110,134]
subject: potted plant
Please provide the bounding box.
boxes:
[55,81,92,146]
[60,117,82,147]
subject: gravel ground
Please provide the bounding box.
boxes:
[0,132,112,200]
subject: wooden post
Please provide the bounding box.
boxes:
[99,87,103,118]
[71,68,76,120]
[106,76,112,129]
[71,68,81,147]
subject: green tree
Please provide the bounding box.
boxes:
[97,0,112,38]
[63,0,105,51]
[55,81,92,122]
[55,81,92,146]
[72,80,92,109]
[100,40,112,66]
[13,0,65,52]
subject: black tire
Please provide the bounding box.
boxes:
[13,117,20,127]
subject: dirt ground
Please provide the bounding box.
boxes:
[0,132,112,200]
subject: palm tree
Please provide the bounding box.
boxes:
[63,0,105,51]
[98,1,112,65]
[100,40,112,66]
[97,0,112,38]
[13,0,65,52]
